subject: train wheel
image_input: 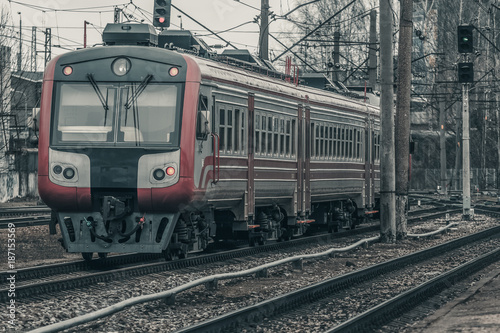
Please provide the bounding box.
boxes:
[258,237,266,246]
[249,237,256,247]
[163,249,174,261]
[98,252,108,259]
[82,252,93,261]
[279,228,290,241]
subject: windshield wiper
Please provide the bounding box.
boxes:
[87,74,109,113]
[124,74,153,109]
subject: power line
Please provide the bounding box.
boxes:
[272,0,357,63]
[7,0,125,13]
[196,21,254,37]
[171,4,238,49]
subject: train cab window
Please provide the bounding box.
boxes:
[291,119,296,157]
[53,82,181,147]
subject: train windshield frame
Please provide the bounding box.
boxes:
[50,82,183,148]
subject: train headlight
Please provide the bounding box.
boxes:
[169,67,179,77]
[63,167,76,180]
[166,166,175,176]
[153,168,166,181]
[63,66,73,76]
[112,58,131,76]
[53,165,63,174]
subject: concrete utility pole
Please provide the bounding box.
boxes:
[395,0,413,239]
[259,0,270,60]
[437,4,447,196]
[17,12,22,72]
[462,82,471,218]
[368,10,377,91]
[379,0,396,242]
[333,30,340,81]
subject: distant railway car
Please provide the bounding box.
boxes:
[38,23,380,260]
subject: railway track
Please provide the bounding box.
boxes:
[0,215,51,229]
[0,224,378,303]
[176,225,500,333]
[11,210,496,332]
[0,206,50,217]
[0,206,457,303]
[0,205,51,228]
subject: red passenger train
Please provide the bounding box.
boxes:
[38,23,380,260]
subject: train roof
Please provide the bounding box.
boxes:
[188,54,379,118]
[50,23,380,119]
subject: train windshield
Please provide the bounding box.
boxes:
[52,82,182,147]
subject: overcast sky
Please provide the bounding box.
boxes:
[2,0,296,68]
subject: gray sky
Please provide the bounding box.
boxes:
[2,0,296,67]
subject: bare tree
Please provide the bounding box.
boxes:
[278,0,378,84]
[1,4,39,202]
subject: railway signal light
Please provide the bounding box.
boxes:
[153,0,171,28]
[458,62,474,83]
[458,25,473,53]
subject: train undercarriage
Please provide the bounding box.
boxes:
[52,194,367,261]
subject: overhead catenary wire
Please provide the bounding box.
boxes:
[272,0,357,63]
[171,3,238,49]
[7,0,125,13]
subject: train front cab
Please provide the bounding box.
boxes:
[38,47,208,259]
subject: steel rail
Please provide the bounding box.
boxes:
[0,207,457,296]
[0,225,378,303]
[326,248,500,332]
[175,225,500,332]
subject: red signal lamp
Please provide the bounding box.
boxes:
[166,166,175,176]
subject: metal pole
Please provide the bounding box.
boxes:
[31,26,37,72]
[259,0,269,60]
[368,10,377,91]
[379,0,396,242]
[333,30,340,81]
[462,83,471,218]
[84,21,88,48]
[17,12,22,72]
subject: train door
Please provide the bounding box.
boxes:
[364,117,373,209]
[297,103,311,217]
[304,106,311,214]
[247,93,255,222]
